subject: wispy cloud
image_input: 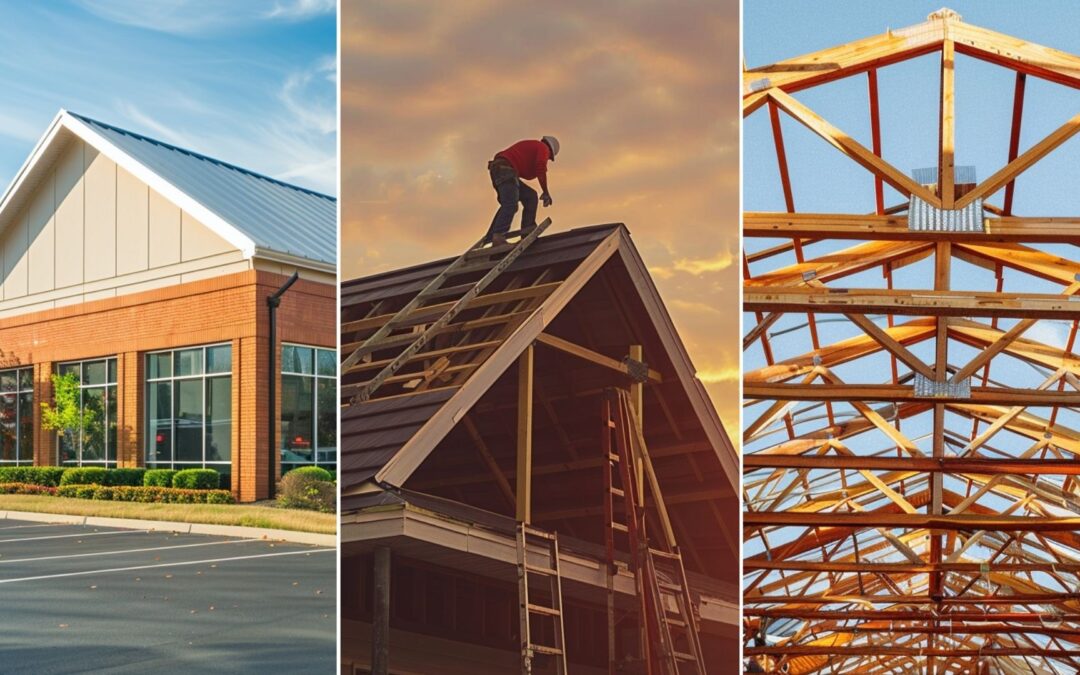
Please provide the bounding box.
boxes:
[280,55,337,136]
[76,0,331,36]
[697,367,741,384]
[115,102,197,148]
[265,0,335,21]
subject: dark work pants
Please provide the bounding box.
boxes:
[487,163,537,239]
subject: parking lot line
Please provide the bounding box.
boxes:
[0,538,257,564]
[0,529,146,544]
[0,548,335,585]
[0,523,69,531]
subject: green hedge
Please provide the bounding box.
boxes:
[277,471,335,513]
[286,466,334,482]
[105,468,146,487]
[143,469,177,487]
[59,467,108,486]
[56,484,234,504]
[0,467,66,487]
[172,468,220,490]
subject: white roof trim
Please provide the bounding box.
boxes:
[60,112,258,258]
[0,109,259,260]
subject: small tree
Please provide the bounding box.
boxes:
[40,372,97,456]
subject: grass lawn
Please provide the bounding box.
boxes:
[0,494,336,534]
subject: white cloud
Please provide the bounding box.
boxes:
[280,55,337,136]
[265,0,336,20]
[77,0,331,35]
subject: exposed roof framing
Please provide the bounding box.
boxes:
[744,8,1080,674]
[341,224,738,586]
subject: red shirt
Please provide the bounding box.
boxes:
[496,140,550,192]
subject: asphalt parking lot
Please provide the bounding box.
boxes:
[0,518,336,674]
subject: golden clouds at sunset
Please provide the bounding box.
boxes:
[341,0,739,427]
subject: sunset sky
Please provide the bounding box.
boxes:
[341,0,739,428]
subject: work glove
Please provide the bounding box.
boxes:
[541,192,553,207]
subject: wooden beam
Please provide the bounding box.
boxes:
[744,211,1080,243]
[744,382,1080,406]
[744,455,1080,475]
[743,511,1080,532]
[845,313,936,379]
[745,646,1080,658]
[956,109,1080,208]
[534,333,662,383]
[868,69,885,215]
[744,287,1080,319]
[516,345,534,523]
[767,88,941,205]
[1003,72,1027,215]
[939,39,956,207]
[745,559,1080,574]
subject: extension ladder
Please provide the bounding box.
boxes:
[343,218,552,404]
[516,522,569,675]
[602,388,707,675]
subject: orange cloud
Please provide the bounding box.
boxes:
[340,1,739,418]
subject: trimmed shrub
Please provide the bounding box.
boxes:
[277,471,335,513]
[206,491,234,505]
[143,469,177,487]
[0,482,58,496]
[286,466,333,482]
[0,466,67,487]
[105,468,146,487]
[56,484,234,504]
[172,468,220,490]
[59,467,108,486]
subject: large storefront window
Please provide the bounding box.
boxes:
[146,345,232,488]
[281,344,336,474]
[57,358,117,466]
[0,368,33,465]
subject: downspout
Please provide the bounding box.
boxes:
[266,271,299,500]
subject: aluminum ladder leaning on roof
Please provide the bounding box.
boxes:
[344,217,553,404]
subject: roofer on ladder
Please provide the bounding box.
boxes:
[485,136,559,246]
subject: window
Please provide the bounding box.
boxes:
[281,344,336,474]
[0,368,33,465]
[146,344,232,488]
[56,358,117,466]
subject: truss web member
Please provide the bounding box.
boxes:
[484,135,559,245]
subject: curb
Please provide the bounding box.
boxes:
[0,510,337,547]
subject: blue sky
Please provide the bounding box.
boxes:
[0,0,336,195]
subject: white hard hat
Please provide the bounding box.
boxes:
[542,135,560,160]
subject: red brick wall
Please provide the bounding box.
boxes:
[0,269,336,502]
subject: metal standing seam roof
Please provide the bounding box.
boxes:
[68,112,337,267]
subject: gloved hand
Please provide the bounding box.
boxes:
[541,192,553,207]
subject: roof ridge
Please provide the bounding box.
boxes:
[67,111,335,202]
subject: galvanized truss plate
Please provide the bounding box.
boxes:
[908,195,985,232]
[913,373,970,398]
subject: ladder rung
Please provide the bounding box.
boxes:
[610,487,625,498]
[674,651,696,661]
[525,564,556,576]
[658,581,683,593]
[527,603,561,617]
[529,645,564,656]
[417,282,478,303]
[649,548,683,560]
[608,452,620,462]
[612,523,629,533]
[666,618,687,628]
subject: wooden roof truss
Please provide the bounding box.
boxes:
[743,9,1080,674]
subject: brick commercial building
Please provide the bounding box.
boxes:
[0,111,336,502]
